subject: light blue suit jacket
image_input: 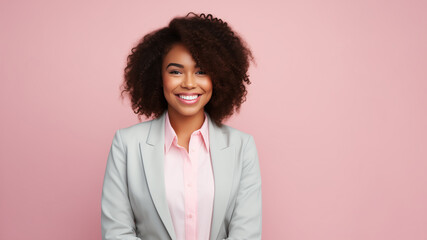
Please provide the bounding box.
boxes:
[101,112,262,240]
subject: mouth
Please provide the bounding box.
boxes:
[175,94,202,104]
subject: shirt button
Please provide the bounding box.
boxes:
[188,214,193,219]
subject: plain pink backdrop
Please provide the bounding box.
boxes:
[1,0,426,239]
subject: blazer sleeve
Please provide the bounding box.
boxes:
[226,135,262,239]
[101,129,142,240]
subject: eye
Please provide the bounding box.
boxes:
[169,70,181,75]
[196,70,206,75]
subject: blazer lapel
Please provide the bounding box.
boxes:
[208,116,236,240]
[139,112,176,240]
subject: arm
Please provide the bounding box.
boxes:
[226,135,262,239]
[101,130,142,240]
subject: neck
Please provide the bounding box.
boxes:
[167,108,205,138]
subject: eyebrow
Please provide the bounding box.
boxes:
[166,63,200,70]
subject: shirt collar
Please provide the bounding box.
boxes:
[164,111,210,153]
[164,112,177,153]
[198,114,210,152]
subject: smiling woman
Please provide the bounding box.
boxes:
[101,12,261,240]
[162,43,212,124]
[162,43,213,150]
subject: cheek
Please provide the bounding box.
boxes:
[202,79,213,102]
[162,75,175,94]
[202,78,213,93]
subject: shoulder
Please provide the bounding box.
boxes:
[212,122,256,149]
[217,123,251,138]
[113,118,156,144]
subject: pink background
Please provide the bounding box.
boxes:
[1,0,426,239]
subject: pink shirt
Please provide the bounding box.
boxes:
[164,112,215,240]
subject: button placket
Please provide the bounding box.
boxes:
[186,134,200,239]
[184,139,195,239]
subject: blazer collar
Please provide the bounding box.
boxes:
[140,111,235,240]
[146,112,165,146]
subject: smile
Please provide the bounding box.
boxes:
[176,94,201,104]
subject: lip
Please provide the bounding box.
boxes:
[175,94,201,105]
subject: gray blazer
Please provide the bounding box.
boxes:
[101,112,262,240]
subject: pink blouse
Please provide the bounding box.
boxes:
[164,112,215,240]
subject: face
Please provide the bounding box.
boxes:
[162,43,213,119]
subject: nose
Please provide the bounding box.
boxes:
[181,74,196,89]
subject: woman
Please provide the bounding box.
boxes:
[101,12,261,240]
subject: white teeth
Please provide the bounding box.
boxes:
[179,95,198,100]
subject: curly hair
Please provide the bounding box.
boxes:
[120,12,254,126]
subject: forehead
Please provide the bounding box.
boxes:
[162,43,197,67]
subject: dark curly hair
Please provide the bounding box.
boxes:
[120,12,255,126]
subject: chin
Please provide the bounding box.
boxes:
[177,109,204,117]
[169,105,205,118]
